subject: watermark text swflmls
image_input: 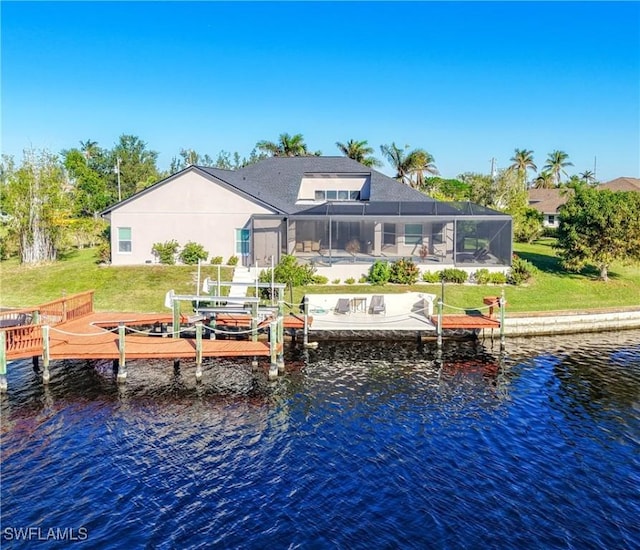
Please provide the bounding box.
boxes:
[2,527,89,542]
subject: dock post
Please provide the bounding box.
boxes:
[251,302,258,343]
[0,331,7,393]
[117,323,127,383]
[269,321,278,380]
[303,295,309,348]
[499,290,506,350]
[172,299,181,339]
[42,325,51,384]
[436,299,443,348]
[195,321,203,382]
[33,310,40,325]
[277,301,285,373]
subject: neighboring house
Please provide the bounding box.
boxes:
[528,189,569,228]
[600,177,640,192]
[101,156,512,268]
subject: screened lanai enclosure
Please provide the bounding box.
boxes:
[250,202,512,268]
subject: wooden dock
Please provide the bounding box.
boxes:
[0,291,291,391]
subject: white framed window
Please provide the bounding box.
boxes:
[314,189,360,201]
[235,228,250,256]
[404,224,423,245]
[118,227,132,253]
[548,215,555,225]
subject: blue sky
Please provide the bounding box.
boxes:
[2,1,639,182]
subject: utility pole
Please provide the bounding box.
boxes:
[116,156,122,202]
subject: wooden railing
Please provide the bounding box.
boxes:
[36,290,95,325]
[3,324,43,359]
[0,307,37,328]
[1,291,94,359]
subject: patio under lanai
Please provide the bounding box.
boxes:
[251,201,512,268]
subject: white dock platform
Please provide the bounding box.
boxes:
[304,292,437,332]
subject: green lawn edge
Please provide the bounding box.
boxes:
[1,239,639,314]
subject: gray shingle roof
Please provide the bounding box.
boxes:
[200,156,432,214]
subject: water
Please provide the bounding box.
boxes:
[1,331,639,549]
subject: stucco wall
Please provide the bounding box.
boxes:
[108,171,272,265]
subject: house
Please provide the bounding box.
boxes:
[101,156,512,270]
[528,188,569,227]
[600,177,640,192]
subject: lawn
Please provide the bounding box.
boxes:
[1,240,639,314]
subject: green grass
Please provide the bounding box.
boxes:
[1,240,639,314]
[1,248,233,312]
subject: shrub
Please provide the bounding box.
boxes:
[368,260,391,285]
[96,241,111,264]
[312,274,329,284]
[489,272,507,284]
[389,258,419,285]
[332,278,341,285]
[441,268,468,284]
[508,254,538,285]
[258,255,316,299]
[358,275,368,283]
[345,277,355,285]
[475,268,491,285]
[227,255,239,266]
[421,271,441,283]
[152,240,179,264]
[179,241,208,265]
[210,256,223,265]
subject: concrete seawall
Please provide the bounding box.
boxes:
[503,308,640,336]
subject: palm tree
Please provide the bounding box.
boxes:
[579,170,596,185]
[80,139,100,163]
[256,133,309,157]
[379,142,438,188]
[508,149,537,190]
[543,150,573,186]
[335,139,381,167]
[534,171,555,189]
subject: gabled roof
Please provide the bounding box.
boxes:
[528,188,570,214]
[600,177,640,192]
[200,156,431,214]
[100,165,286,216]
[102,156,497,218]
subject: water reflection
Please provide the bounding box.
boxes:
[1,331,639,549]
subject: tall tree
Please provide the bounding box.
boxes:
[508,149,537,190]
[256,133,311,157]
[335,139,381,167]
[544,150,573,186]
[556,187,640,280]
[62,148,112,216]
[379,142,438,188]
[579,170,597,185]
[110,135,160,199]
[534,171,555,189]
[1,150,70,263]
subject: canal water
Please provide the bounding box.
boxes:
[1,331,639,549]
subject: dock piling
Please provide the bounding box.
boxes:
[117,323,127,383]
[499,290,506,350]
[42,325,51,384]
[269,321,278,380]
[277,301,285,373]
[436,299,443,348]
[0,331,7,392]
[195,321,203,382]
[303,295,309,347]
